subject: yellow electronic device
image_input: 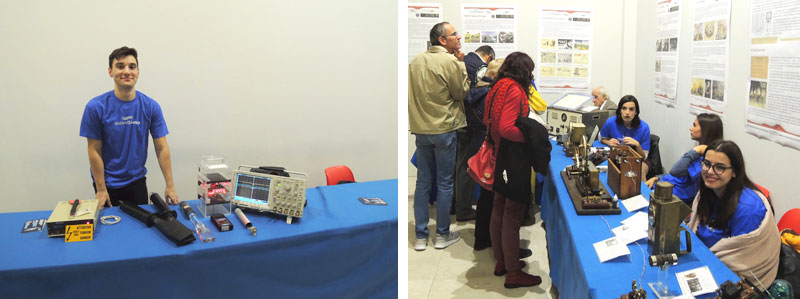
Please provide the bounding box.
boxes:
[46,199,100,238]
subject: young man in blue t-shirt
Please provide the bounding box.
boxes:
[79,46,178,208]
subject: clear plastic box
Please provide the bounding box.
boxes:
[197,156,232,218]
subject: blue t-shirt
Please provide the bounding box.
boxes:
[660,156,703,204]
[79,90,169,188]
[599,116,651,151]
[696,187,767,248]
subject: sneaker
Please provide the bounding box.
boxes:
[414,237,427,251]
[504,270,542,289]
[434,231,461,249]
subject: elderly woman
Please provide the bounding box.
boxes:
[485,52,542,289]
[687,140,780,290]
[646,113,723,205]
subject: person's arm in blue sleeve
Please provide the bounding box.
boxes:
[668,149,700,177]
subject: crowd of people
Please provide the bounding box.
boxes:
[409,21,783,292]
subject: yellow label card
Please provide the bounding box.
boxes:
[65,224,94,242]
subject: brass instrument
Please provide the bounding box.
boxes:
[648,181,692,257]
[564,123,586,157]
[561,134,620,215]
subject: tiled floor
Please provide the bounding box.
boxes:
[407,177,558,298]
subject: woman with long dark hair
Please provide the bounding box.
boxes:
[484,52,542,289]
[599,95,652,177]
[645,113,723,204]
[687,140,780,290]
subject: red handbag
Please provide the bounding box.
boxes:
[467,86,501,190]
[467,138,496,190]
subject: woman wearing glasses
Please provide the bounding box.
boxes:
[687,140,780,290]
[645,113,723,205]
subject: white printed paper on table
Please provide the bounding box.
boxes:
[654,0,682,107]
[408,3,443,63]
[676,266,719,297]
[688,0,731,116]
[744,0,800,151]
[622,211,649,228]
[621,194,649,212]
[612,223,648,244]
[593,236,630,262]
[538,7,593,93]
[460,4,517,58]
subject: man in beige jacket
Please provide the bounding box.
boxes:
[409,22,469,251]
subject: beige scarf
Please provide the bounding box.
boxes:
[687,189,781,291]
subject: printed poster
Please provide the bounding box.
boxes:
[654,0,682,107]
[408,3,443,63]
[460,4,518,58]
[745,0,800,151]
[688,0,731,115]
[538,8,594,93]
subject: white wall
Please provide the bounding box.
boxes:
[0,0,397,213]
[634,0,795,219]
[407,0,637,179]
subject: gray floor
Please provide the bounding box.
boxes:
[407,177,558,298]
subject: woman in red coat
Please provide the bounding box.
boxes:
[484,52,542,289]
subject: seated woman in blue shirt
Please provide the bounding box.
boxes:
[645,113,723,205]
[599,95,651,178]
[687,140,780,290]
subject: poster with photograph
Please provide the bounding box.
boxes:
[654,0,682,107]
[744,0,800,151]
[688,0,731,116]
[538,8,594,93]
[460,4,518,58]
[408,3,443,63]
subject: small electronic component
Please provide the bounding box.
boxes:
[211,214,233,232]
[234,208,256,236]
[617,280,647,299]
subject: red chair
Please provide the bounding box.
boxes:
[779,208,800,232]
[325,165,355,185]
[754,183,776,216]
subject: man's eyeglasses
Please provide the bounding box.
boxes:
[443,32,459,38]
[700,159,732,175]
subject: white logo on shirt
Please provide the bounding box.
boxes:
[114,116,141,126]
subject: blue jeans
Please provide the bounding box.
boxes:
[413,131,456,239]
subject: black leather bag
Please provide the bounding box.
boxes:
[776,241,800,296]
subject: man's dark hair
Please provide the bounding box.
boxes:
[475,45,495,60]
[696,113,723,145]
[429,22,449,47]
[108,46,138,69]
[495,52,534,97]
[615,95,641,128]
[696,140,757,230]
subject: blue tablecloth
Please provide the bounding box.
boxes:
[0,179,398,298]
[541,140,739,298]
